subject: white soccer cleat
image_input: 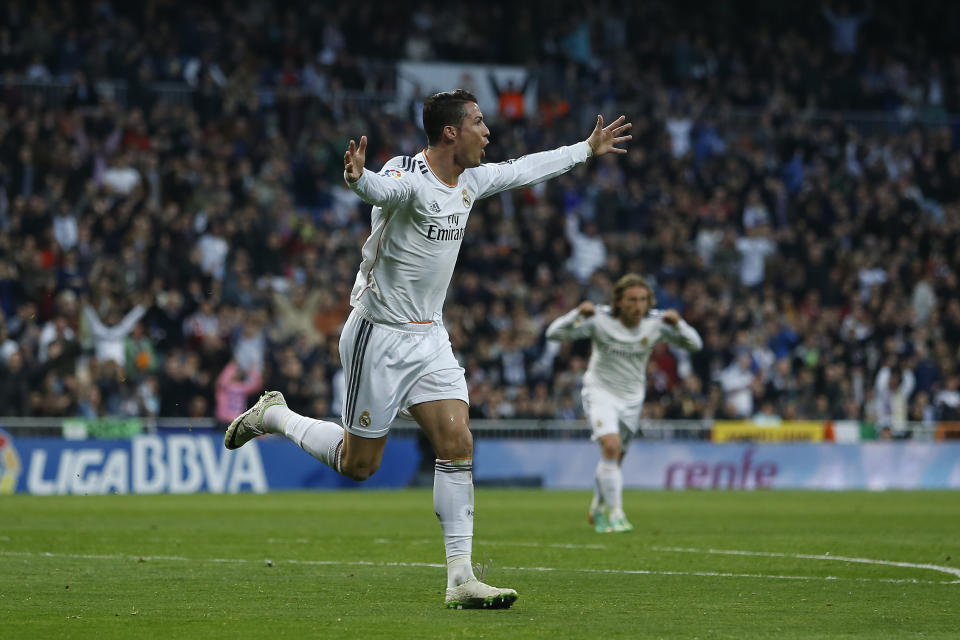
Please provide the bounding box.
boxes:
[608,513,634,533]
[590,507,613,533]
[224,391,286,450]
[444,578,518,610]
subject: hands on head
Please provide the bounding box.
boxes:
[586,115,632,157]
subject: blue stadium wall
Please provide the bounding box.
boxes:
[2,431,959,495]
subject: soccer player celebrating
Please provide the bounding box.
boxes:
[546,274,702,533]
[225,89,631,609]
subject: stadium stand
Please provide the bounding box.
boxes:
[0,0,958,437]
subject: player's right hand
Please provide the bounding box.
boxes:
[578,301,596,317]
[344,136,367,183]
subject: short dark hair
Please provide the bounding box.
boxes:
[422,89,478,146]
[612,274,657,319]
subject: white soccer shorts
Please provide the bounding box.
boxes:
[339,308,468,438]
[581,384,644,446]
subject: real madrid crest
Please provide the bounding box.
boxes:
[359,410,372,427]
[461,189,472,208]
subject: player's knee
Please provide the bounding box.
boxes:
[346,468,375,482]
[342,460,379,482]
[434,427,472,460]
[600,438,621,460]
[340,454,381,482]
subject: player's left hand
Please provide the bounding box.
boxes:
[662,309,680,325]
[586,115,632,156]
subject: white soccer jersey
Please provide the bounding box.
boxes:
[546,305,703,403]
[346,141,592,324]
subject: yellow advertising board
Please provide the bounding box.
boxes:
[711,421,825,443]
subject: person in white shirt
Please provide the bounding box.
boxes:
[874,363,916,434]
[82,300,148,368]
[224,89,631,609]
[564,212,606,283]
[718,350,756,417]
[546,274,702,533]
[735,226,775,289]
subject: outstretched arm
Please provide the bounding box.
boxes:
[564,211,584,243]
[488,73,501,95]
[115,304,147,337]
[216,360,238,389]
[343,136,413,208]
[475,115,632,199]
[82,304,107,338]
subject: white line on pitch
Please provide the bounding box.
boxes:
[1,550,956,585]
[483,541,608,550]
[653,546,960,582]
[265,538,311,544]
[372,538,607,550]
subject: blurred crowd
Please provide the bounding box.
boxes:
[1,0,959,434]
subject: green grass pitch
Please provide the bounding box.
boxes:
[1,490,958,639]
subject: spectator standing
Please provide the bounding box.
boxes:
[215,360,263,426]
[564,212,606,284]
[82,297,148,368]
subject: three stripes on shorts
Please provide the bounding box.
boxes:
[344,317,374,427]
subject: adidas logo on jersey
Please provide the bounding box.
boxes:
[428,201,441,214]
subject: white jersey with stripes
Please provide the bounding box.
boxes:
[546,305,703,404]
[345,141,592,324]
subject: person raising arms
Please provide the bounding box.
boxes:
[546,274,702,533]
[226,89,631,608]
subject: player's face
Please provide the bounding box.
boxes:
[453,103,490,168]
[618,286,650,327]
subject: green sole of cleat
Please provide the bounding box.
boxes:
[446,593,518,610]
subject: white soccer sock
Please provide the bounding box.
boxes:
[590,480,603,513]
[267,405,344,470]
[434,458,476,588]
[263,404,293,432]
[596,458,623,512]
[446,554,473,589]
